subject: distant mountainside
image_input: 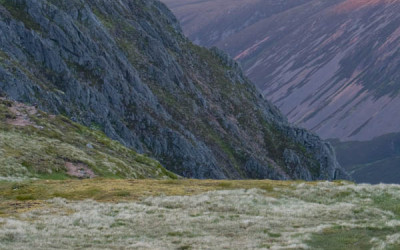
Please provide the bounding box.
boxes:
[331,133,400,184]
[0,0,349,180]
[163,0,400,141]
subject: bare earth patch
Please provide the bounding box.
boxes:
[5,101,37,127]
[65,162,96,179]
[0,201,44,217]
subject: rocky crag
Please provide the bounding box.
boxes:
[0,0,349,180]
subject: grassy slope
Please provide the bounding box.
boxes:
[0,98,177,180]
[0,179,399,249]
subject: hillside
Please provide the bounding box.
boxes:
[331,133,400,184]
[0,97,176,180]
[163,0,400,142]
[0,179,399,249]
[0,0,348,180]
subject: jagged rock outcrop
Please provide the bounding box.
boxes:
[0,0,349,180]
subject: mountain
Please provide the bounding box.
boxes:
[0,0,349,181]
[0,97,177,180]
[331,133,400,184]
[163,0,400,142]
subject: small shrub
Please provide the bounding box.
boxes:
[115,191,130,197]
[16,194,35,201]
[218,182,233,188]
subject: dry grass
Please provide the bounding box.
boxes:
[0,179,399,249]
[0,179,300,206]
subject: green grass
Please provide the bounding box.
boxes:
[308,226,400,250]
[0,99,177,180]
[372,192,400,218]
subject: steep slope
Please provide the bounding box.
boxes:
[0,97,176,180]
[163,0,400,141]
[0,0,348,180]
[163,0,311,47]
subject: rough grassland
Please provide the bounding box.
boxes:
[0,179,399,249]
[0,98,177,180]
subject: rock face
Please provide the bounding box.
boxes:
[0,0,349,180]
[163,0,400,141]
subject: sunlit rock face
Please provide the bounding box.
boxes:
[163,0,400,141]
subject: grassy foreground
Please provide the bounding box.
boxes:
[0,179,399,249]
